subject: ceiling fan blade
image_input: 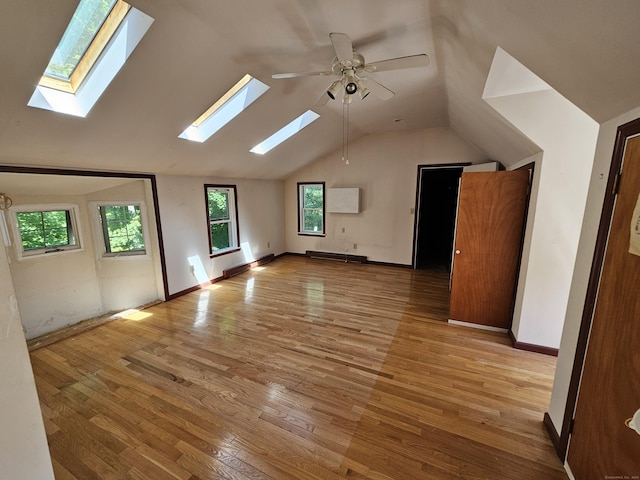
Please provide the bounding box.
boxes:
[329,32,354,64]
[363,78,395,101]
[364,54,430,73]
[272,70,333,79]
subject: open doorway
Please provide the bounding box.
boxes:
[413,166,463,270]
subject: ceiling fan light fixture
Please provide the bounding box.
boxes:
[326,80,342,100]
[357,79,370,99]
[345,81,357,95]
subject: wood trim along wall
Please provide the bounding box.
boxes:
[543,412,562,454]
[367,260,413,269]
[0,165,170,300]
[166,275,225,301]
[554,117,640,461]
[508,161,539,352]
[223,253,275,279]
[305,250,367,264]
[167,254,276,300]
[508,330,559,356]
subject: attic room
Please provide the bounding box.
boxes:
[1,0,639,478]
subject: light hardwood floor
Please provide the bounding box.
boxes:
[30,255,567,479]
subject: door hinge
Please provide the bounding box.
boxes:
[569,418,575,434]
[613,172,622,195]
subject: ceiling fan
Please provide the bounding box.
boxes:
[272,32,430,106]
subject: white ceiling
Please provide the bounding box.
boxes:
[1,0,639,180]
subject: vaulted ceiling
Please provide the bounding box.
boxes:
[1,0,639,180]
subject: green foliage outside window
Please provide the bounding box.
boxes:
[207,189,232,251]
[302,185,323,233]
[99,205,145,253]
[45,0,118,80]
[16,210,74,250]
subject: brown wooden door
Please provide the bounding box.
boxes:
[449,171,529,329]
[567,136,640,477]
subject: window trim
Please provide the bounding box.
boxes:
[39,0,131,94]
[297,182,326,236]
[10,203,84,260]
[90,201,149,259]
[28,4,153,117]
[205,185,240,258]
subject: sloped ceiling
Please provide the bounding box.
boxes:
[0,0,639,180]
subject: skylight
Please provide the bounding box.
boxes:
[179,75,270,143]
[250,110,320,155]
[45,0,120,82]
[28,0,153,117]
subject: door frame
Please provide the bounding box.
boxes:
[551,117,640,460]
[412,163,469,268]
[0,164,170,301]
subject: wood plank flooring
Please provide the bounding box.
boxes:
[30,255,567,479]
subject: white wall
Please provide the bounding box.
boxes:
[7,180,162,339]
[284,128,485,264]
[0,234,54,479]
[548,104,640,437]
[86,180,163,311]
[156,175,285,296]
[8,193,105,338]
[484,48,599,350]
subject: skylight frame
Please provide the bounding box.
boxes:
[39,0,131,94]
[250,110,321,155]
[179,74,270,143]
[28,3,153,117]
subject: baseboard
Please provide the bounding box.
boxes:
[223,253,275,279]
[509,330,559,356]
[27,300,162,351]
[543,412,564,460]
[367,260,412,268]
[305,250,367,264]
[448,319,508,333]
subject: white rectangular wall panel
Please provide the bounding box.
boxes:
[327,188,360,213]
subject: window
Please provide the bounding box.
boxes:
[206,185,239,256]
[12,205,82,258]
[28,0,153,117]
[250,110,320,154]
[41,0,126,92]
[98,204,146,255]
[298,183,325,235]
[180,75,269,143]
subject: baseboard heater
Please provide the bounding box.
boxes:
[222,253,275,279]
[305,250,367,264]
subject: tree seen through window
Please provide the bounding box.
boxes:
[16,210,74,250]
[99,205,145,254]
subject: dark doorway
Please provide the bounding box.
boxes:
[414,167,463,270]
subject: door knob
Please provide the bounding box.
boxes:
[455,250,461,254]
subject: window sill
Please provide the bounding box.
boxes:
[16,246,83,261]
[101,251,148,259]
[209,247,241,259]
[297,232,326,237]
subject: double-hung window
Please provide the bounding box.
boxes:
[298,182,325,235]
[97,204,146,256]
[12,204,82,258]
[205,185,239,256]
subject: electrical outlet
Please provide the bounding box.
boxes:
[353,243,357,250]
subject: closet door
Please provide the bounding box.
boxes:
[567,135,640,477]
[449,171,529,329]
